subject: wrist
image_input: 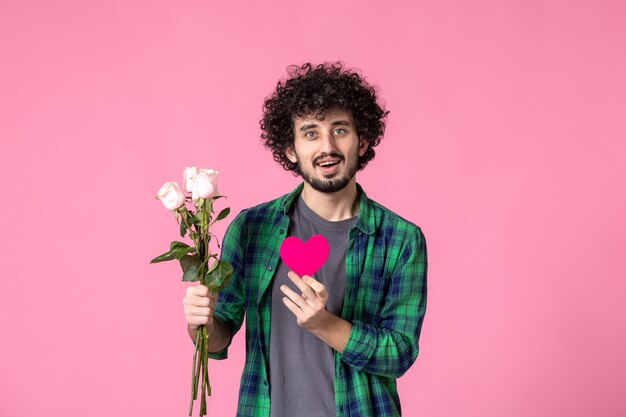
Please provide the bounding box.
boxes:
[308,311,352,353]
[307,309,336,332]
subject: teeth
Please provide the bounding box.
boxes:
[319,161,338,167]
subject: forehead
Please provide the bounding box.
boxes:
[293,108,355,128]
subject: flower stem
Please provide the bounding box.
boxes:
[189,198,218,416]
[200,329,207,416]
[205,330,211,397]
[194,329,203,398]
[189,329,201,416]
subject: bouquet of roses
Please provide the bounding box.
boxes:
[151,167,233,417]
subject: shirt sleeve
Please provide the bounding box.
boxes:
[340,226,428,378]
[207,210,248,360]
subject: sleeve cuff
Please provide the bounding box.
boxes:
[340,320,376,370]
[206,311,234,360]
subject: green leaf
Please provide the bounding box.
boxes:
[206,259,219,275]
[182,263,199,282]
[179,255,202,282]
[178,209,187,237]
[179,218,187,237]
[205,260,233,291]
[190,213,202,226]
[179,254,201,271]
[170,240,191,250]
[214,207,231,222]
[149,241,195,264]
[171,241,195,260]
[150,250,177,264]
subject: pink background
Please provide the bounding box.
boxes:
[1,1,625,416]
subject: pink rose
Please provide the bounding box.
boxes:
[156,182,185,210]
[191,168,219,200]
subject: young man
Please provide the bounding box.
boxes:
[183,62,427,417]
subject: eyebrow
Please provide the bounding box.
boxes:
[298,120,352,132]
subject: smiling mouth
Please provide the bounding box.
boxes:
[315,160,342,177]
[315,154,344,167]
[317,160,340,168]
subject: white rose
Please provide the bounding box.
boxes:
[182,167,199,193]
[192,168,219,200]
[156,182,185,210]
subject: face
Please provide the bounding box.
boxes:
[286,109,368,193]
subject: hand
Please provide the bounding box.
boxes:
[183,284,217,331]
[280,271,330,330]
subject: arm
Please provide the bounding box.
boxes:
[281,227,427,376]
[340,227,428,378]
[280,272,352,353]
[280,227,427,378]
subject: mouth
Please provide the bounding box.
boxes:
[316,158,342,174]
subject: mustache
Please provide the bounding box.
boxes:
[312,153,345,166]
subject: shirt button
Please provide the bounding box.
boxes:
[358,231,363,235]
[263,380,268,386]
[279,229,284,235]
[267,266,273,271]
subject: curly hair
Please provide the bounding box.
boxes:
[260,62,389,174]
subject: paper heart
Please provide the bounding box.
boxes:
[279,234,330,277]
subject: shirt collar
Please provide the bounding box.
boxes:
[280,182,375,235]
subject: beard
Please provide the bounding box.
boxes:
[297,150,359,193]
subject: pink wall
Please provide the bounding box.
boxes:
[1,1,625,416]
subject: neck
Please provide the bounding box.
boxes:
[300,178,359,221]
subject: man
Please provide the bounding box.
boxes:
[183,62,427,417]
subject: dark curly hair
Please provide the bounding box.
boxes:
[260,62,389,174]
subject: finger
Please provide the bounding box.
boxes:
[302,275,327,297]
[188,315,213,327]
[183,295,214,308]
[287,271,317,300]
[183,297,206,307]
[188,316,208,326]
[184,306,212,317]
[280,284,304,307]
[282,296,305,323]
[206,295,216,308]
[280,284,312,313]
[187,285,209,297]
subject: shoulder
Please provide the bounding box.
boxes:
[226,191,291,235]
[364,196,427,269]
[366,196,425,243]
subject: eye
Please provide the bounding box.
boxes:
[334,128,347,135]
[305,131,317,139]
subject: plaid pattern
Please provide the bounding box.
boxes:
[209,183,427,417]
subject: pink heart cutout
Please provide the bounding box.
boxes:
[279,234,330,277]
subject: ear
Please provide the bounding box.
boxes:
[284,146,297,163]
[358,137,369,157]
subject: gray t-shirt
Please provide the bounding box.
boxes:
[269,195,356,417]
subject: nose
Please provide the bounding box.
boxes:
[319,130,338,152]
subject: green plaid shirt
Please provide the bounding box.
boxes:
[210,183,427,417]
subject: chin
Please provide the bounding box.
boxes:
[307,175,353,193]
